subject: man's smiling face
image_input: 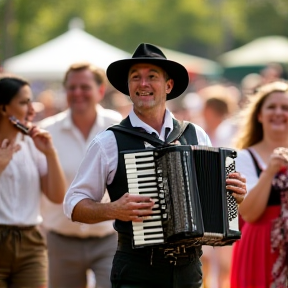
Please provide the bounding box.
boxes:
[128,63,173,113]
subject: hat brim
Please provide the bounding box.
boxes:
[106,58,189,100]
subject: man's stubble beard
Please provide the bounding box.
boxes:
[137,99,157,108]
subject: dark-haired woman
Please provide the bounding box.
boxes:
[230,81,288,288]
[0,76,66,288]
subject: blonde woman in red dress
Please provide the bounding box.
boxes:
[230,80,288,288]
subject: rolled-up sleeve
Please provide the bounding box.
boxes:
[63,131,118,219]
[194,123,212,146]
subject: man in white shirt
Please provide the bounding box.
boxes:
[39,63,122,288]
[64,44,247,288]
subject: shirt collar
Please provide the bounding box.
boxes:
[61,109,73,129]
[61,104,104,130]
[128,108,174,141]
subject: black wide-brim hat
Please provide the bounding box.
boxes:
[106,43,189,100]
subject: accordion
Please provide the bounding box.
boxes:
[123,145,241,249]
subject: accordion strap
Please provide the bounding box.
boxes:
[108,117,196,147]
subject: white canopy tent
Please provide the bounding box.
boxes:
[218,35,288,67]
[160,46,222,79]
[3,25,222,82]
[3,27,130,81]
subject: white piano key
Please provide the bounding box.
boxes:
[133,227,163,234]
[128,176,156,183]
[134,233,164,240]
[125,156,154,163]
[134,239,164,246]
[128,192,159,198]
[128,182,157,188]
[127,172,156,179]
[129,187,158,193]
[126,163,155,169]
[133,221,162,228]
[126,169,156,175]
[151,210,161,214]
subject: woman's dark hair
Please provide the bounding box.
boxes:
[0,76,29,105]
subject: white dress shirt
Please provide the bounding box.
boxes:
[0,133,47,225]
[39,105,122,237]
[64,109,212,220]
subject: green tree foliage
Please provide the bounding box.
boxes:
[0,0,288,64]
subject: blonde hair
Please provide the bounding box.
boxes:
[235,80,288,149]
[63,62,107,86]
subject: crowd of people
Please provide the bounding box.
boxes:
[0,42,287,288]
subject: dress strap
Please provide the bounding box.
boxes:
[246,148,262,177]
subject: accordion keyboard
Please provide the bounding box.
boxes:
[124,151,166,247]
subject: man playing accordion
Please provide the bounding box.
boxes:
[64,43,246,288]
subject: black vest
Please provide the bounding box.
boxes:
[107,116,199,234]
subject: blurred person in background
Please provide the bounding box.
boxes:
[180,92,204,125]
[230,80,288,288]
[0,76,66,287]
[39,62,122,288]
[165,93,198,122]
[240,63,285,109]
[260,63,285,85]
[37,89,63,118]
[197,84,240,147]
[240,73,263,108]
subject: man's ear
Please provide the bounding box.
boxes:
[98,84,106,101]
[166,79,174,94]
